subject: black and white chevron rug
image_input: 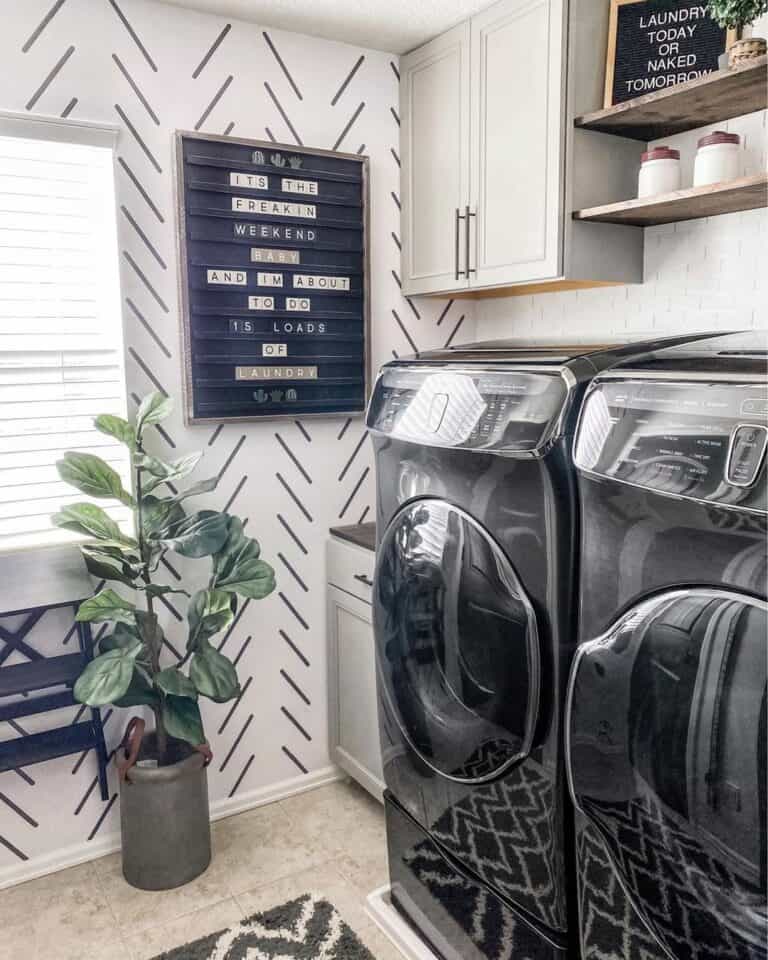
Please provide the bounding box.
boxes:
[151,893,377,959]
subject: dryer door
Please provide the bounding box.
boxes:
[374,498,540,784]
[567,589,767,960]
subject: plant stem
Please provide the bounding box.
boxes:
[135,441,168,764]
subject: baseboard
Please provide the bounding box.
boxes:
[209,764,342,823]
[0,764,343,891]
[366,885,440,960]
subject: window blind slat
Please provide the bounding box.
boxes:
[2,431,120,453]
[0,132,128,550]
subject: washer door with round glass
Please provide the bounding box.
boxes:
[374,499,540,785]
[567,589,767,960]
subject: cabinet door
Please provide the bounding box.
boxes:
[470,0,565,287]
[400,21,471,296]
[327,585,384,800]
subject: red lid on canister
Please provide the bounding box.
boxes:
[698,130,740,148]
[641,146,680,162]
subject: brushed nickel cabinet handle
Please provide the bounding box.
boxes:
[354,573,373,587]
[465,205,476,279]
[454,207,462,280]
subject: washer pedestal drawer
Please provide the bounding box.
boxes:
[384,793,569,960]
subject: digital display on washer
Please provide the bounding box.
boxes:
[366,367,569,452]
[574,379,768,509]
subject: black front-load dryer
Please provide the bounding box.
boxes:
[566,331,767,960]
[366,336,719,960]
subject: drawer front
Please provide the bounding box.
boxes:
[385,795,569,959]
[327,537,374,602]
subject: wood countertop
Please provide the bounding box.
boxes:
[329,522,376,552]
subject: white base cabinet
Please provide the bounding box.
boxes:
[327,537,384,802]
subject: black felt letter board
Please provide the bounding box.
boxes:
[609,0,727,107]
[176,132,369,423]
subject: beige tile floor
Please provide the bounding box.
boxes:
[0,779,404,960]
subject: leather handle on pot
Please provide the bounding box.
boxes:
[117,716,146,783]
[195,742,213,766]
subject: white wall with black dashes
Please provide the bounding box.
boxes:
[0,0,475,887]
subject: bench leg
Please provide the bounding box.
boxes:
[92,707,110,802]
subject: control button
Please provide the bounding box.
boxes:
[726,424,768,487]
[740,397,768,418]
[427,393,449,432]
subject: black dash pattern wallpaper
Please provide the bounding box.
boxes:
[0,0,474,885]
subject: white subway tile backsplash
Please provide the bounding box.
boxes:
[478,168,767,341]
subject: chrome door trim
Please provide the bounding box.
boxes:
[373,497,541,786]
[565,587,768,960]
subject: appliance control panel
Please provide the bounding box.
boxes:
[366,366,569,453]
[575,378,768,511]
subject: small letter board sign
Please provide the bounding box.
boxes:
[604,0,732,108]
[175,132,369,423]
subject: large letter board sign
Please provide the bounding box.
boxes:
[175,132,370,423]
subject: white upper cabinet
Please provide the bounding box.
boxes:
[470,0,564,286]
[400,22,471,295]
[399,0,643,298]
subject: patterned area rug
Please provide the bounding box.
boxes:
[150,893,377,959]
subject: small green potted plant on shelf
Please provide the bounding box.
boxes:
[707,0,768,65]
[52,391,275,890]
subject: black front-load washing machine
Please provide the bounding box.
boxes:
[567,331,767,960]
[365,336,719,960]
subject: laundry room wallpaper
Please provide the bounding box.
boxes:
[0,0,475,887]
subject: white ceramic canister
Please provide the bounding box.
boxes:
[638,146,681,199]
[693,130,741,187]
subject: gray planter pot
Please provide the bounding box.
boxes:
[120,734,211,890]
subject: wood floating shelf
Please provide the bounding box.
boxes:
[573,174,768,227]
[575,57,767,141]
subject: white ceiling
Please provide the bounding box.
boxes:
[157,0,490,54]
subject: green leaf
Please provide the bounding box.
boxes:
[160,510,229,558]
[162,695,205,746]
[57,452,132,505]
[113,668,158,708]
[218,557,275,600]
[76,589,136,625]
[81,544,140,587]
[141,495,186,541]
[135,391,173,438]
[52,503,135,545]
[137,452,201,480]
[73,642,142,706]
[140,583,190,599]
[138,452,203,495]
[155,666,197,699]
[170,476,218,504]
[190,640,239,703]
[95,414,136,450]
[99,622,142,653]
[212,516,250,575]
[213,517,276,599]
[187,588,234,652]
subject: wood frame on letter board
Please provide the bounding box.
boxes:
[603,0,736,108]
[173,130,371,424]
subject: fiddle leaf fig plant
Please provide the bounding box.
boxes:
[52,392,276,762]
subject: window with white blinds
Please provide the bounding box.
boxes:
[0,122,131,552]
